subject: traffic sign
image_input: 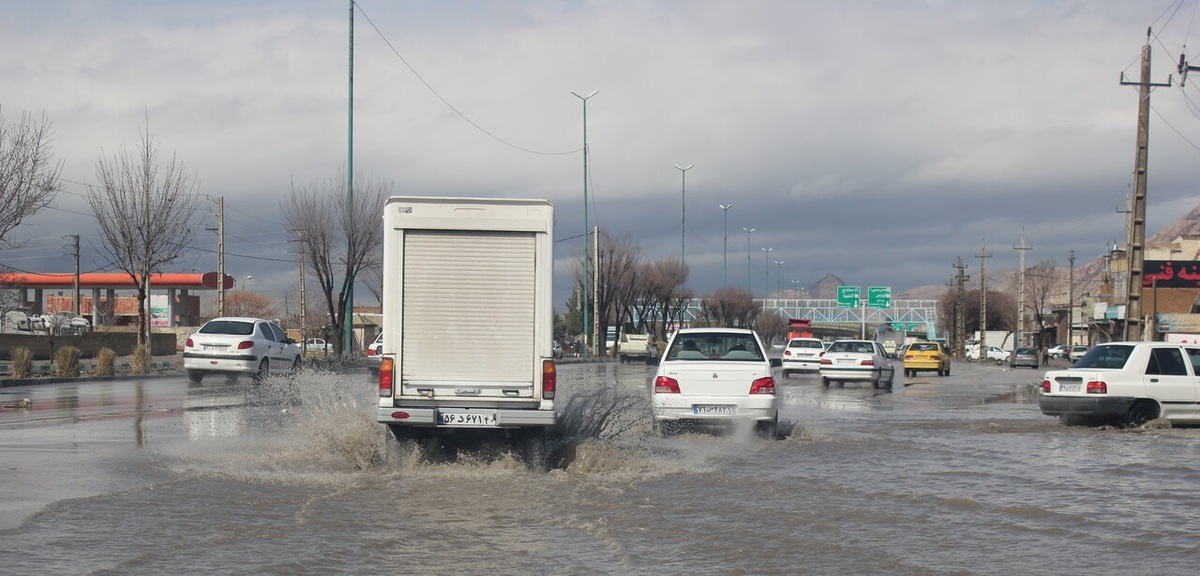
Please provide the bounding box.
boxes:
[837,286,860,308]
[867,286,891,309]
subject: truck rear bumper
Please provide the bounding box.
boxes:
[377,407,556,428]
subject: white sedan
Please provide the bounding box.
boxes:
[182,317,302,383]
[780,337,825,376]
[651,328,781,438]
[819,339,896,389]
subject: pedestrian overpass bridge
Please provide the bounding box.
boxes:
[682,298,942,339]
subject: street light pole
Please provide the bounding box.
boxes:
[675,164,693,267]
[774,260,784,295]
[742,227,755,294]
[761,247,773,299]
[571,90,598,356]
[719,204,733,289]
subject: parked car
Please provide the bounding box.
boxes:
[1068,345,1089,362]
[819,339,896,389]
[651,328,781,438]
[903,341,950,377]
[1047,344,1069,359]
[966,345,1011,364]
[366,332,384,373]
[182,317,302,383]
[1009,347,1039,369]
[780,337,825,377]
[1039,341,1200,427]
[304,337,331,353]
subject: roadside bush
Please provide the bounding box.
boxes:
[95,347,116,377]
[9,347,33,379]
[131,344,150,374]
[55,346,82,377]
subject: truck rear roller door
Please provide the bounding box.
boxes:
[401,230,536,384]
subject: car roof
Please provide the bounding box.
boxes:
[675,328,755,335]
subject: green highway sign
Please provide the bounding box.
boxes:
[867,286,892,309]
[837,286,860,308]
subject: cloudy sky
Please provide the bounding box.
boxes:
[4,0,1200,311]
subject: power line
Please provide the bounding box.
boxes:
[355,3,581,157]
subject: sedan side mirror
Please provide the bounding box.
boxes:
[770,358,782,368]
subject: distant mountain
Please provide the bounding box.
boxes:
[806,274,845,299]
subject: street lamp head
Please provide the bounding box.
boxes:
[571,90,598,100]
[743,227,755,233]
[674,164,694,171]
[719,204,733,211]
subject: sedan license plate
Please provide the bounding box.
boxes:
[693,405,736,415]
[1059,382,1081,392]
[837,358,856,364]
[437,411,497,427]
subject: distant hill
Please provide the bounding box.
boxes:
[805,274,845,299]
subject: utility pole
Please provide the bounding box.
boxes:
[675,163,693,267]
[1014,234,1032,351]
[1120,27,1171,341]
[289,230,307,351]
[954,257,970,358]
[68,234,80,315]
[1068,250,1075,345]
[977,241,991,358]
[207,196,226,317]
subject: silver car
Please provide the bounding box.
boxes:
[182,317,302,383]
[819,339,896,389]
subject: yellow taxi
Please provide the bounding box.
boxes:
[903,341,950,377]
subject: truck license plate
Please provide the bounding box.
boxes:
[437,411,497,426]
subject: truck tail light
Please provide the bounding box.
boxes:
[654,376,680,394]
[378,357,394,397]
[542,360,556,400]
[1041,380,1051,393]
[750,377,775,395]
[1086,380,1107,394]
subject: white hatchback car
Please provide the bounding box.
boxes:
[780,337,825,377]
[651,328,781,437]
[819,339,896,389]
[182,317,302,383]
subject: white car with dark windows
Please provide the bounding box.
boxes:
[781,337,825,377]
[651,328,781,438]
[1039,341,1200,427]
[183,317,302,383]
[819,339,896,389]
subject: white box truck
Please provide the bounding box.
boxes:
[376,197,557,446]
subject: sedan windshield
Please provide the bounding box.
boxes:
[199,320,255,336]
[667,333,764,361]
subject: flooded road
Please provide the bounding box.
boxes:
[1,361,1198,575]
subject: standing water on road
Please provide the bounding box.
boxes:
[1,361,1198,575]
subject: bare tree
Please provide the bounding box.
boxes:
[88,125,201,346]
[641,258,691,339]
[223,290,278,319]
[595,230,641,350]
[754,310,786,344]
[282,169,390,355]
[0,107,63,247]
[938,289,1018,334]
[699,287,760,328]
[1025,259,1058,338]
